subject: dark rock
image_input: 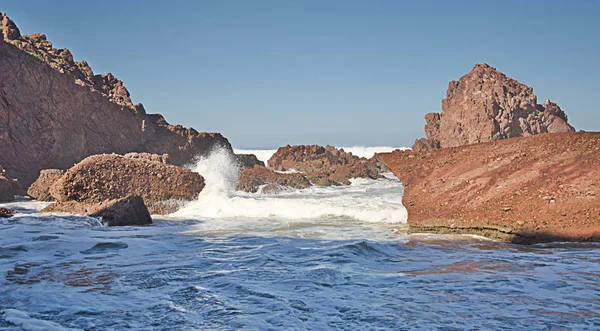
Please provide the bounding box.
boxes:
[0,175,14,202]
[27,169,64,201]
[1,13,21,41]
[236,154,265,168]
[0,206,14,218]
[41,196,152,226]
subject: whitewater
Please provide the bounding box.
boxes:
[1,147,599,330]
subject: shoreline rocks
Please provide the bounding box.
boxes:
[41,196,152,226]
[378,132,600,244]
[0,206,14,218]
[237,166,311,193]
[268,145,381,186]
[49,154,204,214]
[27,169,64,201]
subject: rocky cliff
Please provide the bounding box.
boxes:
[414,64,575,151]
[0,13,231,190]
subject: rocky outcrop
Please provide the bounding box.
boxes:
[415,64,575,150]
[27,169,64,201]
[123,152,170,164]
[236,154,265,169]
[0,13,232,191]
[378,132,600,244]
[50,154,204,214]
[0,165,15,202]
[268,145,381,185]
[41,195,152,226]
[0,206,14,218]
[237,166,311,193]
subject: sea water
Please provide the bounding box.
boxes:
[0,148,598,330]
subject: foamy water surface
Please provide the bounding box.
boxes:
[1,148,599,330]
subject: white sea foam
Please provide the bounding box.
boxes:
[234,146,409,166]
[3,309,75,331]
[173,148,407,224]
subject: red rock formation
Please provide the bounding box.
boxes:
[378,132,600,244]
[415,64,575,150]
[0,13,232,191]
[27,169,64,201]
[41,195,152,226]
[237,166,311,193]
[268,145,381,185]
[50,154,204,214]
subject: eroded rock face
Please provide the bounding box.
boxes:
[415,63,575,150]
[0,13,232,191]
[237,166,311,193]
[268,145,381,185]
[41,195,152,226]
[379,132,600,244]
[123,152,170,165]
[0,165,15,201]
[27,169,64,201]
[50,154,204,214]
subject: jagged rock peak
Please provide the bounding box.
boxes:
[0,12,133,108]
[413,63,575,151]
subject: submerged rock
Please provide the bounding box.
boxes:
[414,63,575,150]
[41,195,152,226]
[27,169,64,201]
[50,154,204,214]
[237,166,311,193]
[268,145,381,186]
[0,206,14,218]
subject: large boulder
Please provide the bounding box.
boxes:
[0,206,14,218]
[237,166,311,193]
[27,169,64,201]
[379,132,600,244]
[0,13,232,192]
[41,195,152,226]
[50,154,204,214]
[414,63,575,150]
[268,145,381,185]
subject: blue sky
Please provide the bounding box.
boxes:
[2,0,599,148]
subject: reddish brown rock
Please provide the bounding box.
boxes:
[41,195,152,226]
[378,132,600,244]
[50,154,204,214]
[415,63,575,150]
[27,169,64,201]
[0,206,14,217]
[268,145,381,185]
[123,152,170,165]
[237,166,311,193]
[236,154,265,169]
[0,13,232,191]
[1,13,20,41]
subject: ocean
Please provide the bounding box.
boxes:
[0,147,598,330]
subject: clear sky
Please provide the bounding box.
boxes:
[2,0,599,148]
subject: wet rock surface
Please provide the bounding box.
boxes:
[49,154,204,215]
[0,206,14,218]
[41,195,152,226]
[378,132,600,244]
[237,166,311,193]
[268,145,381,186]
[236,154,265,169]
